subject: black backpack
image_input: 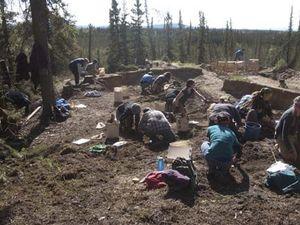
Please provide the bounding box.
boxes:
[172,157,198,193]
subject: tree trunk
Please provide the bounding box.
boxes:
[0,0,13,71]
[30,0,55,121]
[88,24,92,61]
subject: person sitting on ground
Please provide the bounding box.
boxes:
[234,48,245,61]
[15,51,30,82]
[68,58,89,86]
[151,72,172,94]
[3,88,31,115]
[139,108,176,147]
[116,102,141,135]
[275,96,300,165]
[173,79,207,114]
[245,88,275,136]
[208,102,242,136]
[85,59,99,75]
[200,112,242,176]
[0,59,11,88]
[140,71,155,95]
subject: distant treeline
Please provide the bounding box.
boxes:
[77,1,300,73]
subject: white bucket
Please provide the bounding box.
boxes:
[176,115,190,132]
[114,87,123,104]
[105,122,119,139]
[167,141,192,160]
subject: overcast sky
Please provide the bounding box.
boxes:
[64,0,300,30]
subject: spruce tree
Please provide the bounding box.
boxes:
[197,11,206,64]
[286,6,293,65]
[149,17,156,59]
[164,12,174,61]
[107,0,120,73]
[178,10,186,63]
[228,18,234,58]
[186,21,192,61]
[131,0,145,65]
[224,20,229,61]
[119,2,129,65]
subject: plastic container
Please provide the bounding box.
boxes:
[105,120,119,139]
[176,115,190,132]
[167,141,192,160]
[156,156,165,171]
[114,87,123,105]
[244,122,261,141]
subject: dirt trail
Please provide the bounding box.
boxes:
[0,70,299,225]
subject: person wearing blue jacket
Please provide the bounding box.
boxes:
[140,71,154,95]
[201,112,242,176]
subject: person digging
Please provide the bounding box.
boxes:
[173,79,207,115]
[275,96,300,166]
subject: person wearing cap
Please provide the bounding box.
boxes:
[151,72,172,94]
[116,101,141,135]
[86,59,99,75]
[140,71,155,95]
[139,108,176,146]
[246,88,275,136]
[275,96,300,165]
[68,58,89,86]
[173,79,207,114]
[200,112,242,176]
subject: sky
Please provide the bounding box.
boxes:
[63,0,300,30]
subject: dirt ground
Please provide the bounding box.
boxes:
[0,70,299,225]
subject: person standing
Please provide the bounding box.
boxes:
[68,58,89,86]
[173,79,207,114]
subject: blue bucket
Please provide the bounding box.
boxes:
[244,122,261,141]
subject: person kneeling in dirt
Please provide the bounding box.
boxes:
[151,72,172,94]
[275,96,300,165]
[85,59,99,76]
[68,58,89,86]
[116,102,141,136]
[245,88,275,137]
[200,112,242,176]
[208,103,242,138]
[165,89,180,112]
[140,71,155,95]
[139,108,176,148]
[173,79,207,114]
[3,88,31,115]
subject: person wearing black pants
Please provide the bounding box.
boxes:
[68,58,89,86]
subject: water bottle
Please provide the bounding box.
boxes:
[156,156,165,171]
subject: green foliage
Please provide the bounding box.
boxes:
[131,0,146,65]
[107,0,120,73]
